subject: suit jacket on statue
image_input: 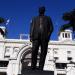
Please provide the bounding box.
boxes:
[30,16,53,42]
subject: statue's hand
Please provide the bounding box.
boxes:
[48,32,50,36]
[30,38,32,42]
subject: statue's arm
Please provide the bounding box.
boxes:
[47,17,53,42]
[30,18,34,42]
[48,17,54,37]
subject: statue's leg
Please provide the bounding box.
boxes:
[31,40,39,70]
[39,40,48,70]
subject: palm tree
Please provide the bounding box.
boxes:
[0,17,6,37]
[60,9,75,32]
[0,17,5,23]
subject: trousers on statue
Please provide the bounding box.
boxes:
[31,39,48,70]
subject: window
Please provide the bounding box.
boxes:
[5,47,10,52]
[0,61,9,67]
[53,48,59,53]
[68,33,70,38]
[67,51,71,54]
[65,33,67,38]
[5,47,11,57]
[54,50,58,54]
[67,57,72,60]
[62,33,64,38]
[14,47,19,53]
[13,47,19,58]
[56,63,67,69]
[54,57,58,60]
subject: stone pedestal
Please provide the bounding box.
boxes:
[19,69,54,75]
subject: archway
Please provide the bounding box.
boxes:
[17,45,40,74]
[21,48,40,71]
[21,48,32,70]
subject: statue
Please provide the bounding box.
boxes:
[30,6,53,70]
[59,9,75,32]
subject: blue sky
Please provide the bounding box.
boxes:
[0,0,75,40]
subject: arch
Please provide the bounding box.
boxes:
[17,45,32,61]
[17,44,40,74]
[17,44,32,74]
[21,48,32,71]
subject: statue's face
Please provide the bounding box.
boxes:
[39,7,45,15]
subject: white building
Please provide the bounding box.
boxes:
[0,26,75,75]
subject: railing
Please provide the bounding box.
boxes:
[20,34,30,40]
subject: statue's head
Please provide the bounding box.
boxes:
[39,6,45,15]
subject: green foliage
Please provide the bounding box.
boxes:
[0,17,5,23]
[59,9,75,33]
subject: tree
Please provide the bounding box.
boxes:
[60,9,75,32]
[0,17,5,23]
[0,17,6,37]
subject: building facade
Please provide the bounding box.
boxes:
[0,26,75,75]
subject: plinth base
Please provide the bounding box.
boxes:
[19,69,54,75]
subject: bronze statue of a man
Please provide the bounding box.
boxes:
[30,6,53,70]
